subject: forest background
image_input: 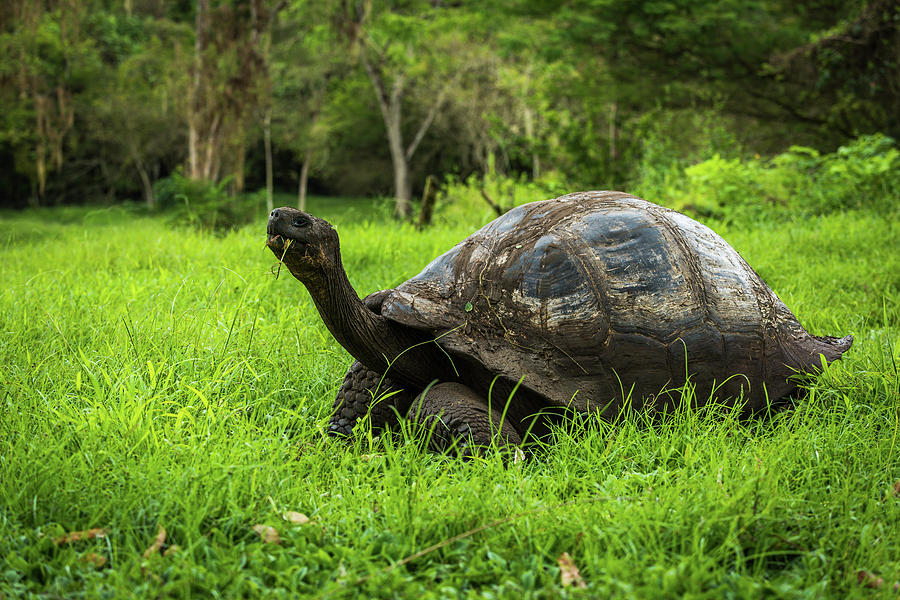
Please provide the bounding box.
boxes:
[1,0,899,220]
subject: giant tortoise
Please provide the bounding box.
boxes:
[266,191,852,452]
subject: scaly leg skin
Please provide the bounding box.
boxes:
[329,360,413,437]
[407,382,523,457]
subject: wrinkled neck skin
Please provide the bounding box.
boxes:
[286,253,446,390]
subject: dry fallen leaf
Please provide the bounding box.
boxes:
[558,552,587,589]
[142,526,167,558]
[253,524,281,544]
[282,511,310,525]
[513,448,526,464]
[857,570,885,589]
[879,480,900,502]
[54,528,108,545]
[80,552,107,567]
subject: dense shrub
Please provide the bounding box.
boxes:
[434,134,899,229]
[774,134,900,214]
[637,134,900,225]
[153,170,262,232]
[681,156,772,221]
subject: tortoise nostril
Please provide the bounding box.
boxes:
[270,209,280,220]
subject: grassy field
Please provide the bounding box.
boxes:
[1,195,898,598]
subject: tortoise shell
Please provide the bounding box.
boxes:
[379,191,851,414]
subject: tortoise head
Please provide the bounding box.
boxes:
[266,207,340,282]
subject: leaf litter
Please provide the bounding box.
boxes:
[80,553,107,568]
[142,526,166,558]
[283,511,310,525]
[557,552,587,589]
[54,528,108,545]
[253,524,281,544]
[857,569,900,591]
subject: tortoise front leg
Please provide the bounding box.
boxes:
[406,382,523,456]
[329,360,414,437]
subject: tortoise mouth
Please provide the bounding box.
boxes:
[266,232,285,250]
[266,233,309,258]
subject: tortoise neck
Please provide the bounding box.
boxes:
[302,257,438,388]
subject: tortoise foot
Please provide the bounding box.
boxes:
[329,360,413,437]
[407,382,523,456]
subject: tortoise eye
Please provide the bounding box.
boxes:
[292,216,310,228]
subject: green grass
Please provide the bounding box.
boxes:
[1,198,898,598]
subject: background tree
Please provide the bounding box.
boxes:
[187,0,284,188]
[0,0,96,206]
[269,0,347,211]
[1,0,897,209]
[87,17,189,207]
[767,0,900,141]
[336,0,501,218]
[514,0,897,155]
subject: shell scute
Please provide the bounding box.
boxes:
[564,207,714,346]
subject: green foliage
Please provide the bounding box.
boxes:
[0,199,897,597]
[633,134,900,226]
[629,109,746,197]
[84,11,148,62]
[153,170,260,232]
[519,0,893,151]
[680,155,772,221]
[429,131,899,230]
[435,170,570,226]
[776,134,900,213]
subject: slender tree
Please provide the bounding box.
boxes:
[269,0,344,212]
[335,0,493,218]
[187,0,285,185]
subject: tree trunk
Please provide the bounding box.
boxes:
[382,79,411,219]
[188,0,208,179]
[298,148,311,211]
[264,107,273,212]
[360,41,454,221]
[479,187,504,217]
[391,148,412,219]
[35,135,46,201]
[363,58,412,219]
[232,119,246,193]
[188,115,198,178]
[136,162,154,209]
[417,174,437,228]
[609,102,618,161]
[523,106,540,179]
